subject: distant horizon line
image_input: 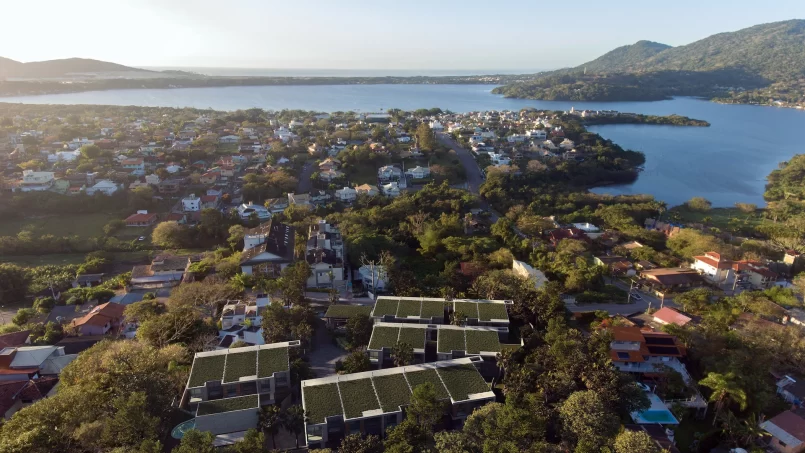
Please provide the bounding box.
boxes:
[139,65,553,74]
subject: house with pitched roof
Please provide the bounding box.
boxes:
[761,408,805,453]
[692,251,732,283]
[652,307,693,327]
[71,302,126,336]
[0,377,58,419]
[0,345,78,380]
[607,327,691,383]
[240,220,295,277]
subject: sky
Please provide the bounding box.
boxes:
[4,0,805,72]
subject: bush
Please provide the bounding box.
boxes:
[12,308,37,326]
[33,296,56,314]
[686,197,712,212]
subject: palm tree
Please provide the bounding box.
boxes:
[282,405,306,449]
[259,405,282,449]
[699,372,747,426]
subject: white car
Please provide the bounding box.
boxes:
[138,236,146,241]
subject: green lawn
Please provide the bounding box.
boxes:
[344,163,379,185]
[667,206,764,231]
[0,213,116,239]
[2,251,151,267]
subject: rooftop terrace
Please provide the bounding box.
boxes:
[370,296,510,323]
[367,323,428,351]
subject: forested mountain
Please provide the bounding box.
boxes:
[0,57,151,79]
[578,41,671,73]
[494,19,805,104]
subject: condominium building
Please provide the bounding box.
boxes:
[369,296,512,330]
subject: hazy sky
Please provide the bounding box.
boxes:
[4,0,805,71]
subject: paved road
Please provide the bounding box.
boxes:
[437,132,484,195]
[296,162,315,193]
[308,321,348,377]
[567,278,678,315]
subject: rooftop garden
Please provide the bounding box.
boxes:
[453,301,479,319]
[304,383,343,424]
[437,329,466,353]
[396,299,422,318]
[196,394,258,416]
[404,369,450,400]
[372,298,399,317]
[222,350,257,383]
[188,354,226,387]
[257,347,289,378]
[398,327,427,349]
[368,326,400,350]
[372,374,412,413]
[420,300,446,319]
[437,364,490,401]
[324,305,373,318]
[339,379,381,419]
[476,302,509,322]
[465,330,502,354]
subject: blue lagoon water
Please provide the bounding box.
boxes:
[2,85,804,206]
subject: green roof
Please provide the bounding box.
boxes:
[477,303,508,321]
[397,299,422,318]
[339,379,381,419]
[437,329,466,353]
[324,305,372,318]
[420,300,446,318]
[257,347,289,378]
[372,299,399,317]
[437,364,490,401]
[397,327,427,349]
[404,369,450,400]
[197,395,258,416]
[188,354,226,387]
[454,301,479,319]
[304,383,343,424]
[373,374,412,412]
[368,326,400,350]
[223,350,257,383]
[465,330,502,354]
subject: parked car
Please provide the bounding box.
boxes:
[138,236,146,241]
[630,292,642,300]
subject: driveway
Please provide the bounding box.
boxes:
[567,278,678,315]
[308,321,348,378]
[436,133,483,195]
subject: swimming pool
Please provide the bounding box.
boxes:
[631,393,679,425]
[171,419,196,439]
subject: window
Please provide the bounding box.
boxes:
[617,352,630,360]
[241,381,257,395]
[226,385,237,397]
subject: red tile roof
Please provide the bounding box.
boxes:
[124,212,157,223]
[653,307,692,326]
[71,302,125,328]
[0,330,30,348]
[766,409,805,443]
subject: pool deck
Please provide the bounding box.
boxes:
[631,392,680,425]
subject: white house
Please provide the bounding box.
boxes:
[396,136,412,143]
[526,130,547,139]
[335,187,357,203]
[378,165,403,182]
[237,202,272,221]
[406,166,430,179]
[381,182,401,197]
[512,260,548,289]
[357,265,388,294]
[18,170,55,192]
[319,169,345,182]
[145,174,161,185]
[182,194,201,212]
[692,251,731,283]
[559,139,575,150]
[490,153,510,166]
[165,164,182,174]
[429,120,444,131]
[85,180,119,196]
[47,150,80,163]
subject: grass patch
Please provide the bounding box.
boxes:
[372,298,399,318]
[223,350,257,383]
[398,326,427,350]
[453,302,479,319]
[437,329,466,353]
[420,300,446,319]
[324,305,372,318]
[667,206,764,232]
[396,299,422,318]
[303,383,343,424]
[368,326,400,350]
[257,347,289,378]
[0,213,115,239]
[2,250,151,267]
[372,374,411,412]
[188,354,226,387]
[404,369,450,400]
[465,330,501,354]
[344,162,380,185]
[476,303,508,322]
[339,379,381,419]
[437,364,490,401]
[197,395,258,416]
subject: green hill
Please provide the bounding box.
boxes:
[579,41,671,73]
[0,57,151,79]
[494,19,805,104]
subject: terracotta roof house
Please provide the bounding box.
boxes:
[0,377,58,419]
[71,302,126,336]
[124,211,158,227]
[607,327,690,381]
[652,307,693,327]
[692,251,732,283]
[548,227,587,246]
[0,331,30,349]
[639,268,704,292]
[761,408,805,453]
[594,255,635,276]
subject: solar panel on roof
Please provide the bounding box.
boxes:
[646,345,680,355]
[644,336,675,345]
